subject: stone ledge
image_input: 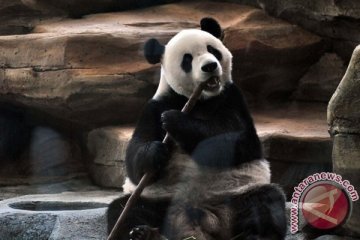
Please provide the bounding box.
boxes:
[0,190,121,240]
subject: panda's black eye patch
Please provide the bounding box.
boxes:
[207,45,222,61]
[181,53,193,73]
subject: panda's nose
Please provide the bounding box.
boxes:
[201,62,218,73]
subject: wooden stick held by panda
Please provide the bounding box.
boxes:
[107,80,209,240]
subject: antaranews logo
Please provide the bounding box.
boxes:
[290,172,359,233]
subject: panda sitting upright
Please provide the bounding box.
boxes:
[107,18,287,240]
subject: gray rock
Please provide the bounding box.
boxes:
[293,53,346,102]
[255,103,331,164]
[255,0,360,62]
[258,0,360,20]
[90,164,126,189]
[0,126,84,185]
[285,232,308,240]
[314,235,360,240]
[0,0,57,36]
[0,178,114,201]
[328,45,360,237]
[0,191,120,240]
[87,126,132,188]
[22,0,179,18]
[48,208,107,240]
[0,213,57,240]
[328,45,360,134]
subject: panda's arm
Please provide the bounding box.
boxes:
[125,100,170,184]
[161,84,263,164]
[191,127,263,168]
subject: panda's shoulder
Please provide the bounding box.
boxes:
[151,88,187,109]
[222,83,244,101]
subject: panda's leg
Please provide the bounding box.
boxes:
[107,195,170,240]
[230,184,287,240]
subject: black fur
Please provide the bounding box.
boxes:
[230,185,287,240]
[200,17,222,39]
[108,185,286,240]
[144,38,165,64]
[181,53,193,73]
[107,196,170,240]
[125,83,261,184]
[207,45,223,61]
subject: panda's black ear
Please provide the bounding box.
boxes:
[200,17,222,39]
[144,38,165,64]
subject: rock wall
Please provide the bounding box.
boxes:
[328,45,360,237]
[242,0,360,63]
[21,0,179,18]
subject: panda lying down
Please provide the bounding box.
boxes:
[107,18,287,240]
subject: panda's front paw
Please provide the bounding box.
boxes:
[161,110,186,134]
[129,225,161,240]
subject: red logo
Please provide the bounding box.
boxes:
[301,182,350,230]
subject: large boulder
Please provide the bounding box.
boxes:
[328,45,360,237]
[0,0,58,35]
[87,127,132,188]
[256,0,360,62]
[258,0,360,20]
[0,2,324,128]
[0,191,119,240]
[292,53,346,102]
[22,0,179,18]
[0,126,83,186]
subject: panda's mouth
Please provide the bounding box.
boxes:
[204,76,220,91]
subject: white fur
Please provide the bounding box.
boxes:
[153,29,233,100]
[122,146,271,199]
[122,177,137,195]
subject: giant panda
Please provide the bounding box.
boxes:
[107,18,287,240]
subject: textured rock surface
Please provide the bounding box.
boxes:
[87,127,133,188]
[255,103,331,164]
[0,213,57,240]
[255,0,360,61]
[328,45,360,237]
[0,178,103,201]
[22,0,179,17]
[328,46,360,134]
[292,53,346,102]
[0,126,84,185]
[222,9,324,103]
[0,190,120,240]
[314,235,360,240]
[255,103,332,197]
[258,0,360,20]
[0,2,324,128]
[0,0,58,36]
